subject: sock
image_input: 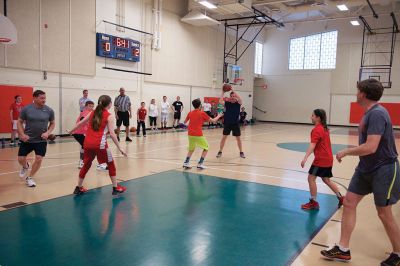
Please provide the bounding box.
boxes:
[185,157,190,163]
[336,192,342,198]
[199,157,205,164]
[338,245,349,252]
[310,195,317,201]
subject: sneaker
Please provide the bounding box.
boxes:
[216,151,222,158]
[19,163,30,178]
[183,162,192,169]
[10,141,14,146]
[381,253,400,266]
[301,199,320,210]
[240,152,246,158]
[143,135,147,137]
[112,184,126,195]
[78,160,84,169]
[126,137,132,142]
[96,164,108,171]
[25,177,36,187]
[136,135,141,137]
[321,245,351,262]
[73,186,88,195]
[197,163,206,170]
[338,196,344,209]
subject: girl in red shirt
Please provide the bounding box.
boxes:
[9,95,24,146]
[69,95,127,195]
[301,109,343,210]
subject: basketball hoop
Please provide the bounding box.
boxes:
[0,15,17,45]
[233,78,244,86]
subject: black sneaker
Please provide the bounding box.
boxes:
[73,186,88,195]
[216,151,222,158]
[321,245,351,262]
[240,152,246,158]
[381,253,400,266]
[126,137,132,142]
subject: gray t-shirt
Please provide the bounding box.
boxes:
[357,104,398,173]
[20,104,55,143]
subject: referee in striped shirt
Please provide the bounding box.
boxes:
[114,87,132,142]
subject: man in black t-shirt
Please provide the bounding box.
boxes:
[216,90,245,159]
[172,96,184,128]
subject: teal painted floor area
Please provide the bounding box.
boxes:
[277,142,355,154]
[0,171,338,266]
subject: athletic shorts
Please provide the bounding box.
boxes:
[12,120,18,130]
[223,123,241,136]
[18,142,47,157]
[348,160,400,206]
[116,111,130,127]
[188,136,209,151]
[308,165,333,178]
[174,112,181,120]
[205,111,213,118]
[149,116,157,126]
[73,134,85,147]
[160,113,168,122]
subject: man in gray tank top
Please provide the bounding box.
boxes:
[321,79,400,266]
[17,90,55,188]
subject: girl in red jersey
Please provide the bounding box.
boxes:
[300,109,343,210]
[69,95,127,195]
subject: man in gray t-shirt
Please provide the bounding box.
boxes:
[17,90,55,188]
[321,79,400,265]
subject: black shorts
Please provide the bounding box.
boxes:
[18,142,47,157]
[73,134,85,147]
[206,111,213,118]
[223,123,241,136]
[308,165,333,178]
[149,116,157,126]
[174,112,181,120]
[116,111,130,127]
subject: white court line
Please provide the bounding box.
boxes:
[130,157,330,187]
[0,128,286,176]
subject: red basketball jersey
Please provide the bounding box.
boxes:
[84,110,110,149]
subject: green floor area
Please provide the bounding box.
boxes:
[277,142,355,154]
[0,170,338,266]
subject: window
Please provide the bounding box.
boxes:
[254,42,263,75]
[289,30,338,70]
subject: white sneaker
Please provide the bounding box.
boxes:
[183,162,192,169]
[96,163,108,171]
[25,177,36,187]
[19,163,30,178]
[78,160,84,169]
[197,163,206,170]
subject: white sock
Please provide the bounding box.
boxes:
[338,245,349,252]
[311,195,317,201]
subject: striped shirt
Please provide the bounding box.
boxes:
[114,95,131,112]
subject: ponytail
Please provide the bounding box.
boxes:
[313,109,328,130]
[91,95,112,131]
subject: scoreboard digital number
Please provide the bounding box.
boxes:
[96,33,140,62]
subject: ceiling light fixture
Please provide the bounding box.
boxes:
[199,1,217,9]
[337,4,349,11]
[350,20,360,26]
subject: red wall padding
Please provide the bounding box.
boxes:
[350,102,400,126]
[0,85,33,133]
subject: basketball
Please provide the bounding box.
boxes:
[129,127,137,132]
[222,84,232,92]
[48,134,56,141]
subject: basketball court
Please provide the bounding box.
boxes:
[1,0,400,265]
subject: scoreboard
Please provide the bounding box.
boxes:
[96,33,140,62]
